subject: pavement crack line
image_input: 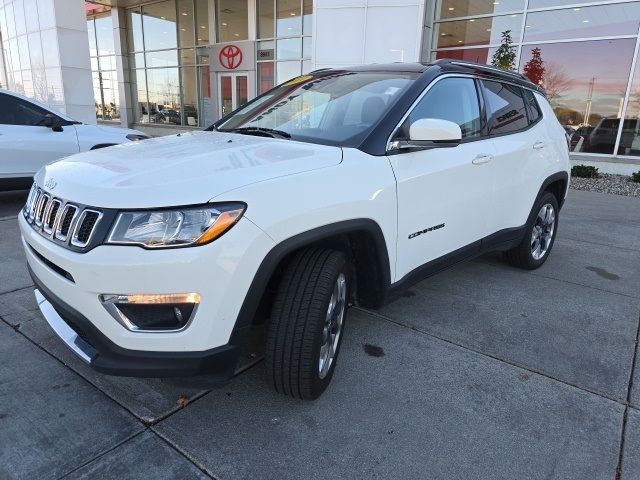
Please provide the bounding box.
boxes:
[56,429,147,479]
[0,283,35,297]
[615,311,640,480]
[355,306,633,407]
[151,426,218,479]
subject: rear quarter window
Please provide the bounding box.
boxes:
[523,89,542,124]
[482,80,529,135]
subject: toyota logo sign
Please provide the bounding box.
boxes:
[219,45,243,70]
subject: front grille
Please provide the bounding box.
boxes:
[23,184,104,252]
[71,210,102,247]
[56,205,77,240]
[43,199,61,234]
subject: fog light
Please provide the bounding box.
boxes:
[99,293,200,332]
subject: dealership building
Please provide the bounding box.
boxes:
[1,0,640,172]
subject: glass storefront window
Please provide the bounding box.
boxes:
[528,0,609,9]
[523,3,640,43]
[195,0,210,45]
[88,10,119,121]
[277,60,302,84]
[520,39,636,155]
[177,0,195,47]
[436,0,525,20]
[134,69,148,122]
[142,1,178,51]
[181,66,199,126]
[94,15,115,56]
[434,47,497,64]
[618,58,640,157]
[128,8,144,52]
[258,0,275,38]
[146,49,179,68]
[434,14,523,48]
[147,67,181,125]
[258,62,275,93]
[277,38,302,60]
[216,0,248,42]
[277,0,302,36]
[303,0,312,35]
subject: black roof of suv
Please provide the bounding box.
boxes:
[313,59,545,95]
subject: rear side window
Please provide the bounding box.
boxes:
[0,93,49,126]
[405,77,482,139]
[481,80,528,135]
[523,89,542,124]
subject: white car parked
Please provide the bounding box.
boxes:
[0,89,148,190]
[20,60,570,400]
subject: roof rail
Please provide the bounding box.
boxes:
[435,59,530,83]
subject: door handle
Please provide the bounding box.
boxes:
[472,154,493,165]
[533,141,546,150]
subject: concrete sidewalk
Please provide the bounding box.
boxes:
[0,188,639,479]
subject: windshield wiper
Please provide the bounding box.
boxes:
[226,127,291,139]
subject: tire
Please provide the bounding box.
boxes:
[503,191,559,270]
[265,248,350,400]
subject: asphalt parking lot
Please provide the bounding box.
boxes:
[1,187,639,480]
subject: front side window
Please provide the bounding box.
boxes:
[217,72,418,146]
[482,80,528,135]
[0,94,49,126]
[404,77,482,139]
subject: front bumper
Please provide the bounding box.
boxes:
[32,269,239,377]
[20,213,275,376]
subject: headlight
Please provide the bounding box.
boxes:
[126,134,149,141]
[106,203,246,248]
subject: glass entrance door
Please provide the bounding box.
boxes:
[218,73,248,117]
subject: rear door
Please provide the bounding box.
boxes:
[0,93,79,179]
[480,80,541,233]
[388,76,496,281]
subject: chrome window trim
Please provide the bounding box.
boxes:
[70,209,103,248]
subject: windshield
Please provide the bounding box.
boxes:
[216,71,418,147]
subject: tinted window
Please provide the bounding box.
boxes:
[482,80,529,135]
[523,89,542,124]
[407,77,481,139]
[0,94,49,126]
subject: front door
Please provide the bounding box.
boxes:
[389,76,496,282]
[218,73,249,118]
[0,93,79,179]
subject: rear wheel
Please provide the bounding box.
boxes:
[503,192,559,269]
[265,248,350,400]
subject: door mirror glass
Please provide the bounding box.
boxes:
[409,118,462,142]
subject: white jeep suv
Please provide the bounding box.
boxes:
[20,60,569,399]
[0,88,148,190]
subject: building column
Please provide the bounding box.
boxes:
[111,6,134,128]
[0,0,95,123]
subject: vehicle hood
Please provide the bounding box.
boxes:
[34,131,343,208]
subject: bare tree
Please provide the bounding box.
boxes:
[542,62,573,105]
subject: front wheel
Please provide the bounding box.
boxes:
[265,248,350,400]
[503,192,559,269]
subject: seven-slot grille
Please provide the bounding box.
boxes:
[23,184,103,249]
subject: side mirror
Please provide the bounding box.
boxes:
[390,118,462,152]
[409,118,462,142]
[41,114,63,132]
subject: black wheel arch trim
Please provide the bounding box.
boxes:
[230,218,392,342]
